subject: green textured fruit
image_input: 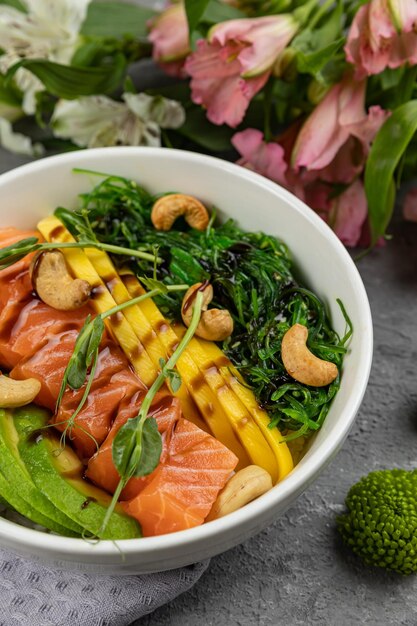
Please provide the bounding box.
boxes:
[337,469,417,575]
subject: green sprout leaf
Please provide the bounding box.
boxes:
[112,416,140,478]
[166,369,182,393]
[0,237,40,270]
[365,100,417,245]
[112,413,162,480]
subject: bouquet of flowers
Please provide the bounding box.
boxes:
[0,0,416,247]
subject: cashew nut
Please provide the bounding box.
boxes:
[182,282,233,341]
[0,374,41,408]
[281,323,338,387]
[151,194,209,231]
[31,250,91,311]
[207,465,272,521]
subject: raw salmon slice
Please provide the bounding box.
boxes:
[0,299,90,369]
[10,329,80,409]
[121,418,238,536]
[54,367,143,460]
[86,392,179,499]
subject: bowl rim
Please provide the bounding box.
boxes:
[0,146,373,557]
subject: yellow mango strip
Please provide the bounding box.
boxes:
[66,242,205,432]
[37,216,157,387]
[171,323,279,482]
[194,337,294,482]
[119,269,250,468]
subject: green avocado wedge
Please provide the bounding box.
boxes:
[0,465,75,535]
[14,406,141,540]
[0,409,81,536]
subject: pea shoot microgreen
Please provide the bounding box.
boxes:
[0,236,162,271]
[99,291,205,535]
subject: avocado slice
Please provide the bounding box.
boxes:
[0,409,83,536]
[0,461,76,535]
[14,407,141,540]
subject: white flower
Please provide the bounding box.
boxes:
[0,117,43,156]
[52,92,186,148]
[0,0,92,114]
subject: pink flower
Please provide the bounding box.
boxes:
[292,75,390,178]
[329,180,368,247]
[148,4,190,78]
[403,188,417,221]
[345,0,417,79]
[185,15,298,127]
[232,128,288,185]
[231,127,372,247]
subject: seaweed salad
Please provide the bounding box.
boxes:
[58,169,352,444]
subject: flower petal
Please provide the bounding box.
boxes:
[211,15,298,77]
[232,128,287,185]
[24,0,92,38]
[148,4,190,63]
[52,96,126,147]
[0,117,43,156]
[330,179,368,247]
[123,93,185,129]
[186,39,268,127]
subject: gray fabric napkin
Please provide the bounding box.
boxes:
[0,547,209,625]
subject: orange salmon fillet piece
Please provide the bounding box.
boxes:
[121,418,238,536]
[0,228,40,368]
[86,392,179,499]
[1,299,90,369]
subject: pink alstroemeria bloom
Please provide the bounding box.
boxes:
[232,128,288,185]
[185,15,298,127]
[345,0,417,79]
[292,76,390,177]
[232,127,372,248]
[148,4,190,78]
[330,180,368,247]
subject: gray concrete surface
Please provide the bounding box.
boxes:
[2,122,417,626]
[133,204,417,626]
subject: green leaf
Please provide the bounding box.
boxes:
[5,56,127,100]
[140,276,169,294]
[166,369,182,393]
[0,73,21,107]
[379,66,406,90]
[365,101,417,245]
[86,317,105,367]
[0,0,25,9]
[293,2,344,77]
[0,237,39,270]
[130,418,162,478]
[202,0,244,22]
[63,315,104,394]
[185,0,210,35]
[81,1,155,39]
[112,416,162,479]
[296,38,344,76]
[54,207,96,242]
[177,106,234,152]
[169,247,209,284]
[112,416,139,478]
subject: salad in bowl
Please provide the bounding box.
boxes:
[0,148,372,573]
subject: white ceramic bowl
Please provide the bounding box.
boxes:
[0,147,372,574]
